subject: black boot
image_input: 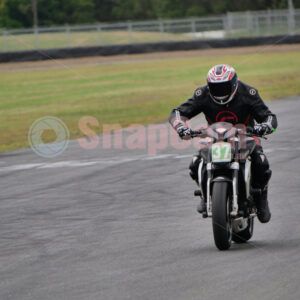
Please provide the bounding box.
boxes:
[256,189,271,223]
[197,198,206,214]
[194,190,206,214]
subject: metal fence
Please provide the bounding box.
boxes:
[1,9,300,53]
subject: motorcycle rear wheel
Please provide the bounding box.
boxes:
[212,182,232,250]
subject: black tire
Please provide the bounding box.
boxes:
[212,182,232,250]
[232,217,254,243]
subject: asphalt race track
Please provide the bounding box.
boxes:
[1,97,300,300]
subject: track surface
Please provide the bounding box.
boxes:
[1,97,300,300]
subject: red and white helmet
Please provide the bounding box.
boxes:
[207,64,238,105]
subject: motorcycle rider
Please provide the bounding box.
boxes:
[169,64,277,223]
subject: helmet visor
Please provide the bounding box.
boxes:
[208,81,232,98]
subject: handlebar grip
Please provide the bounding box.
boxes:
[246,127,254,134]
[190,130,203,138]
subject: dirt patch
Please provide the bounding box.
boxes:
[1,44,300,72]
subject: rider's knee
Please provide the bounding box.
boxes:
[263,169,272,186]
[189,155,201,181]
[252,149,269,169]
[251,153,272,188]
[251,147,272,188]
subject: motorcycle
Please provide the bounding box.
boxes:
[190,122,265,250]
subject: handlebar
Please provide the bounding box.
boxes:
[188,127,268,139]
[246,127,268,139]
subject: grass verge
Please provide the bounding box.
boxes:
[0,31,193,52]
[0,49,299,152]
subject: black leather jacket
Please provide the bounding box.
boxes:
[169,81,278,130]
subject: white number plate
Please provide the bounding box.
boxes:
[212,142,232,163]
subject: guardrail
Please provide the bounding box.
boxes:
[0,9,299,53]
[2,35,300,63]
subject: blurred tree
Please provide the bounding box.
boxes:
[38,0,95,26]
[110,0,155,21]
[0,0,32,28]
[94,0,115,22]
[68,0,95,24]
[154,0,187,18]
[0,0,299,28]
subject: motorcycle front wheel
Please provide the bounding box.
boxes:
[212,182,232,250]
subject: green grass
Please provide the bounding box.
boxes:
[0,50,300,152]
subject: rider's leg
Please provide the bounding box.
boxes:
[251,145,272,223]
[189,154,206,213]
[189,155,201,183]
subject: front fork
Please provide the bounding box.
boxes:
[205,162,240,218]
[206,163,212,216]
[231,163,239,217]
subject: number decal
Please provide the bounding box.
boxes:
[212,143,231,163]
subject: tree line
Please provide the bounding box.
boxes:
[0,0,299,28]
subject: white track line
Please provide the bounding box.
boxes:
[0,154,188,172]
[0,147,285,173]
